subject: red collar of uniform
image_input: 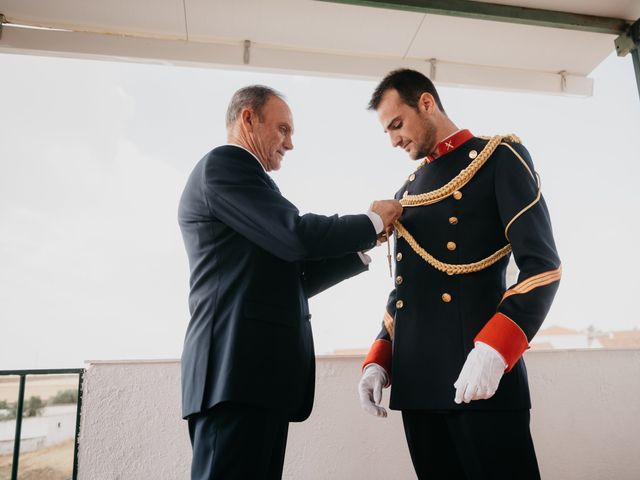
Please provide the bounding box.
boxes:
[425,129,474,163]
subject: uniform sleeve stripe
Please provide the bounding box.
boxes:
[508,267,561,293]
[501,266,562,303]
[383,310,394,339]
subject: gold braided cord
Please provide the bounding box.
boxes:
[393,134,521,275]
[400,134,521,208]
[383,310,395,339]
[504,177,540,241]
[394,221,512,276]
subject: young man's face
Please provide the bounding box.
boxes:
[376,88,438,161]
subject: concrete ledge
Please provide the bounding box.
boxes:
[77,349,640,479]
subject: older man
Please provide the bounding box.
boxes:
[178,85,401,479]
[358,69,561,479]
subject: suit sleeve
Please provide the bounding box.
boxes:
[204,153,377,262]
[302,253,368,298]
[475,143,561,371]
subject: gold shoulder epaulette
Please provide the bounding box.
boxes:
[478,133,521,144]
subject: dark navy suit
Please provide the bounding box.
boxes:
[178,145,377,478]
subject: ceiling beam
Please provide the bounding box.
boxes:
[0,25,593,96]
[615,17,640,56]
[316,0,630,35]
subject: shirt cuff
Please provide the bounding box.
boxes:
[357,252,372,265]
[366,210,384,235]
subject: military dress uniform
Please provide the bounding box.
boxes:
[363,130,561,479]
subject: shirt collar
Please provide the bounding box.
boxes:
[425,129,474,163]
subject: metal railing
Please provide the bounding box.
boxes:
[0,368,84,480]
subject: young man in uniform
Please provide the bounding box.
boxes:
[358,69,561,479]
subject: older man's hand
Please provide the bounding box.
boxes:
[370,200,402,231]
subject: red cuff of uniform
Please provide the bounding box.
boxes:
[475,312,528,372]
[362,339,392,375]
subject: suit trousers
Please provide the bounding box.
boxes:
[188,402,289,480]
[401,409,540,480]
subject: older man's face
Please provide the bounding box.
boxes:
[251,96,294,171]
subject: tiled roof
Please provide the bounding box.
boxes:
[537,325,580,336]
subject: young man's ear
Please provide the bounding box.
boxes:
[418,92,435,113]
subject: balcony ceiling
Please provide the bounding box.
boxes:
[0,0,639,95]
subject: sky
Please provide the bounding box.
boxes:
[1,49,639,369]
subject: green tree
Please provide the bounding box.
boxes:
[24,396,45,417]
[0,399,12,420]
[49,389,78,405]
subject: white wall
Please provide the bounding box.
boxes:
[77,350,640,479]
[41,405,77,447]
[0,405,76,454]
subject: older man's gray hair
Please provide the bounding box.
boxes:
[226,85,285,129]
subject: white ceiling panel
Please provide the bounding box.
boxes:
[407,14,615,75]
[186,0,424,58]
[0,0,637,95]
[0,0,186,38]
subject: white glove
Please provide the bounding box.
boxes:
[454,342,507,404]
[358,364,389,418]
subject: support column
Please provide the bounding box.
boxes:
[615,18,640,101]
[632,47,640,100]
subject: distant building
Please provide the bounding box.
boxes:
[0,405,76,454]
[531,325,603,350]
[331,348,368,356]
[598,329,640,348]
[332,325,639,356]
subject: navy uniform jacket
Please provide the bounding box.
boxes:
[364,134,561,411]
[179,145,377,421]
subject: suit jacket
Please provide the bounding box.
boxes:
[365,136,560,411]
[178,145,377,421]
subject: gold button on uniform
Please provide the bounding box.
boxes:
[396,276,403,285]
[396,300,404,309]
[441,293,452,303]
[396,252,403,261]
[409,173,416,182]
[447,241,457,251]
[449,216,458,225]
[453,191,462,200]
[469,150,478,159]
